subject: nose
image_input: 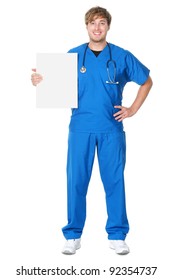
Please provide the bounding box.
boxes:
[94,23,100,30]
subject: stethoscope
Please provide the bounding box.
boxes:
[80,42,119,85]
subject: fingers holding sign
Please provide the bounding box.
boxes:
[31,68,43,86]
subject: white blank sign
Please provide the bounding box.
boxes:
[36,53,78,108]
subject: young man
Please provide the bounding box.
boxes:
[31,6,153,255]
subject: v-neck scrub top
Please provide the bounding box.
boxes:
[68,43,150,133]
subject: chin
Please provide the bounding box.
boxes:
[91,37,105,43]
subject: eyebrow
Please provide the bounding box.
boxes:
[90,18,107,23]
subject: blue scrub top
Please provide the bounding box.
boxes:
[68,43,150,133]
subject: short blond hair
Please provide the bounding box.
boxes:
[85,6,112,26]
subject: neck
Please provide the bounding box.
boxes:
[88,40,107,51]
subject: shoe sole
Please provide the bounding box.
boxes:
[62,250,75,255]
[110,245,130,255]
[62,245,81,255]
[116,249,129,255]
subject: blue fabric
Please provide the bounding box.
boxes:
[62,131,129,240]
[68,43,150,133]
[62,43,150,240]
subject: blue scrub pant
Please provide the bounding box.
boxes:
[62,131,129,240]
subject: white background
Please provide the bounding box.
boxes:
[0,0,172,279]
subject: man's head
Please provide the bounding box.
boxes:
[85,6,112,27]
[85,7,112,45]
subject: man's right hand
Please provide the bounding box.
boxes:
[31,68,43,86]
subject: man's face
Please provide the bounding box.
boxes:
[86,17,110,43]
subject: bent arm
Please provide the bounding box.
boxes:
[114,76,153,122]
[129,76,153,114]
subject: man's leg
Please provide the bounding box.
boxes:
[62,131,96,239]
[97,131,129,240]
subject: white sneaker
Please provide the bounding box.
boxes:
[62,238,81,255]
[109,240,130,255]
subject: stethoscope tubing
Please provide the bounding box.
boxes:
[80,42,119,84]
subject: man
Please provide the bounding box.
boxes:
[31,6,153,255]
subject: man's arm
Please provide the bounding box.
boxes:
[113,76,153,122]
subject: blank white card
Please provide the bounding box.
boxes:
[36,53,78,108]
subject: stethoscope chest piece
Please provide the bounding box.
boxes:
[80,66,86,73]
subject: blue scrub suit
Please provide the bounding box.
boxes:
[62,43,150,240]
